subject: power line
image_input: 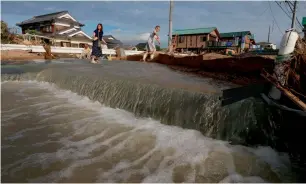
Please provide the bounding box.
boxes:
[285,0,294,10]
[274,1,304,31]
[268,1,283,34]
[282,1,293,14]
[260,6,269,16]
[275,1,292,19]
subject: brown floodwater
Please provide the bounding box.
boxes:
[1,81,294,183]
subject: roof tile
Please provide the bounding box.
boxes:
[173,27,217,35]
[220,31,251,38]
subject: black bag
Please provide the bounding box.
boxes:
[97,31,102,46]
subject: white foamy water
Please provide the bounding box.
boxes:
[1,81,293,183]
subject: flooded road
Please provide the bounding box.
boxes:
[1,81,293,182]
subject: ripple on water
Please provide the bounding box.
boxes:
[1,81,293,183]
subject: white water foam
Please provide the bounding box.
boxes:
[1,81,293,182]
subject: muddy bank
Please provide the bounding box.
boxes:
[125,53,274,73]
[1,50,44,63]
[1,50,79,65]
[122,53,274,85]
[168,66,266,86]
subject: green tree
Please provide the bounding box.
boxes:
[1,20,10,43]
[155,45,161,51]
[25,29,39,35]
[135,43,146,51]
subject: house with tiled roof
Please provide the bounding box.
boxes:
[16,11,93,47]
[102,35,123,49]
[172,27,221,52]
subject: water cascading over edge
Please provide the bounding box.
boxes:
[1,63,276,145]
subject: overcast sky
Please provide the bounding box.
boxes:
[1,1,306,47]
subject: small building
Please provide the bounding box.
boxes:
[220,31,255,50]
[16,11,92,48]
[256,42,277,50]
[102,35,123,49]
[172,27,221,52]
[302,17,306,39]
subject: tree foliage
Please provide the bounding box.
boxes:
[1,20,10,43]
[135,43,146,51]
[25,29,40,35]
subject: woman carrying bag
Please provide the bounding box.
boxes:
[91,23,107,63]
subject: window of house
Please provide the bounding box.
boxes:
[190,36,192,46]
[47,26,52,33]
[61,42,71,47]
[43,26,52,33]
[200,36,206,42]
[179,36,184,43]
[71,43,79,48]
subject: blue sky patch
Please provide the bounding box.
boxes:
[1,1,306,47]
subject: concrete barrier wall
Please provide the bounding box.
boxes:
[0,44,144,56]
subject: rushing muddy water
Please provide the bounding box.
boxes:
[1,81,292,183]
[0,60,302,182]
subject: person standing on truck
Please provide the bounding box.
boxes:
[142,25,161,62]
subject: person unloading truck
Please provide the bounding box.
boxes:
[142,25,161,62]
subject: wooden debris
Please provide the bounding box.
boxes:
[261,70,306,111]
[43,44,55,60]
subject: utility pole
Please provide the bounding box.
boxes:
[168,0,173,52]
[268,25,270,43]
[291,0,297,29]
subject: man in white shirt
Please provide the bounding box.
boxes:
[142,25,161,61]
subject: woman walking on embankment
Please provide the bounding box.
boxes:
[91,23,107,63]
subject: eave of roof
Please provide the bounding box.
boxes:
[247,34,255,40]
[173,27,217,35]
[16,11,67,26]
[16,11,84,27]
[220,31,251,38]
[53,35,92,42]
[54,18,84,27]
[56,27,78,35]
[102,35,123,43]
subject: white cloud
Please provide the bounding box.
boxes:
[110,32,150,44]
[44,7,54,11]
[113,28,122,33]
[138,33,150,41]
[131,9,143,16]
